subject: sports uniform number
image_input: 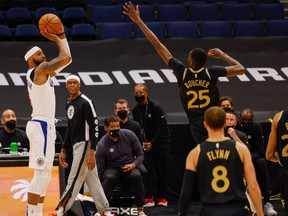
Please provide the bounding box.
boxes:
[281,134,288,157]
[211,165,230,193]
[186,89,211,109]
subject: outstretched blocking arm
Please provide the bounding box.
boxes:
[123,2,173,65]
[208,48,245,76]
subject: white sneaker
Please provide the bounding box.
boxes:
[264,202,277,216]
[138,211,148,216]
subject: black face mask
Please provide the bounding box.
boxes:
[135,95,145,104]
[6,119,16,131]
[109,129,120,138]
[117,110,128,120]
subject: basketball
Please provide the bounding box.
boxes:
[38,13,64,34]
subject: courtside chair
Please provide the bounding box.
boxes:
[71,23,97,41]
[62,7,88,28]
[54,0,83,11]
[221,3,253,21]
[83,0,111,6]
[34,7,59,24]
[233,20,265,37]
[255,3,285,20]
[136,5,156,22]
[26,0,54,11]
[0,24,13,41]
[98,22,132,39]
[189,3,220,21]
[167,21,198,38]
[133,21,165,38]
[157,4,188,21]
[14,24,42,41]
[0,0,26,11]
[200,21,232,37]
[266,19,288,36]
[6,7,33,28]
[0,9,4,24]
[88,5,124,24]
[149,0,183,4]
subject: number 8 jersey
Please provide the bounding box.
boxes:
[196,139,247,205]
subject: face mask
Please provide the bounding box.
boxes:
[109,129,120,138]
[117,110,128,120]
[135,95,145,104]
[6,119,16,131]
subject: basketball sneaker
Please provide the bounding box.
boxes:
[143,197,155,207]
[157,198,168,207]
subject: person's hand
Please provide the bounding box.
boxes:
[40,30,62,42]
[87,149,96,170]
[123,2,141,23]
[59,148,68,168]
[122,163,136,173]
[144,142,152,152]
[227,127,237,139]
[208,48,224,59]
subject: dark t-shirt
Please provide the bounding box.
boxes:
[169,57,227,122]
[0,128,30,151]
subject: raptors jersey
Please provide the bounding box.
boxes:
[197,139,247,205]
[277,110,288,167]
[26,68,55,120]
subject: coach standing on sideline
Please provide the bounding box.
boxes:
[54,75,113,216]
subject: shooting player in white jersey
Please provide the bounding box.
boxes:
[25,28,72,216]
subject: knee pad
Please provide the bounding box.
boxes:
[29,168,52,196]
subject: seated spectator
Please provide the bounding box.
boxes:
[220,96,235,112]
[114,98,142,143]
[0,109,29,152]
[236,108,277,216]
[225,110,250,149]
[96,115,147,216]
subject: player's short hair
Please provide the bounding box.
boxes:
[204,106,226,129]
[190,48,207,70]
[104,115,119,127]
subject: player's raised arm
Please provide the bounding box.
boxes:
[123,2,173,65]
[208,48,245,76]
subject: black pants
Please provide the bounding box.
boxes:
[143,145,168,199]
[280,166,288,215]
[253,157,271,203]
[102,167,145,207]
[189,119,208,144]
[201,203,250,216]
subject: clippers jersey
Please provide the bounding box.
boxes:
[26,68,55,120]
[169,58,227,122]
[197,139,247,205]
[277,110,288,167]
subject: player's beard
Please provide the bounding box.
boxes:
[33,58,44,66]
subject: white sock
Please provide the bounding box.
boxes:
[103,211,113,216]
[26,204,37,215]
[57,206,64,216]
[36,203,43,214]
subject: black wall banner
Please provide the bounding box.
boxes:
[0,37,287,125]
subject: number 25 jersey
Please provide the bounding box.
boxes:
[169,57,227,122]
